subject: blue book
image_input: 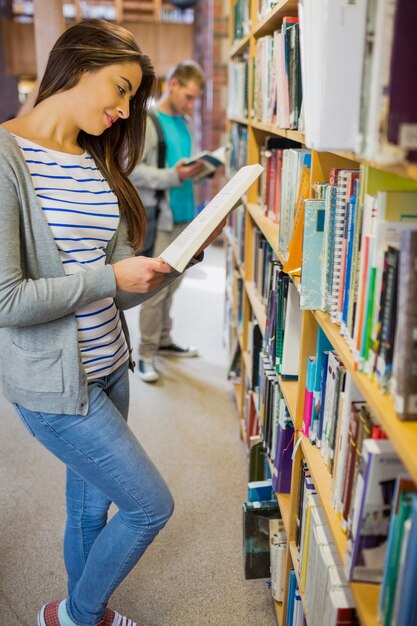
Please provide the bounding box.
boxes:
[311,329,333,443]
[341,178,359,331]
[396,495,417,626]
[247,479,274,502]
[286,568,297,626]
[300,199,326,310]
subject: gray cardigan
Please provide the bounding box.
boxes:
[129,109,196,232]
[0,127,190,415]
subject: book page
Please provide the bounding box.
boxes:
[160,163,263,272]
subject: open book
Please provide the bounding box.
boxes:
[160,163,263,272]
[183,146,227,181]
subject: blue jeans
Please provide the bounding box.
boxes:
[14,362,174,626]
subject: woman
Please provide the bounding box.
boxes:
[0,19,217,626]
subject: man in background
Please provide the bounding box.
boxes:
[130,60,205,382]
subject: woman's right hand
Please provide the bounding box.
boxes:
[112,256,174,294]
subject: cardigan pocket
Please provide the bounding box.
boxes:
[11,342,64,393]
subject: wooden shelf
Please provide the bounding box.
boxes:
[228,115,249,126]
[274,598,284,625]
[253,0,298,38]
[246,202,279,256]
[251,119,304,144]
[278,492,291,536]
[313,310,417,484]
[229,34,250,58]
[351,583,381,626]
[245,280,267,335]
[242,349,252,383]
[289,540,299,578]
[300,436,348,561]
[278,378,298,423]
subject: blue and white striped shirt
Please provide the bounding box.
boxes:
[17,136,129,380]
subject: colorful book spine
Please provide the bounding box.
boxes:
[302,355,316,437]
[392,230,417,419]
[344,438,405,583]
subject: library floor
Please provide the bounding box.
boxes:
[0,241,277,626]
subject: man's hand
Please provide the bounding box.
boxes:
[113,256,174,293]
[176,159,205,181]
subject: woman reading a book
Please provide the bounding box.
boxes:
[0,19,222,626]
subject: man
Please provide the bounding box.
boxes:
[130,60,206,382]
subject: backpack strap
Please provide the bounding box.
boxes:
[148,109,166,170]
[147,109,167,220]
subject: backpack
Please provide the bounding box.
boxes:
[140,109,167,257]
[148,108,166,217]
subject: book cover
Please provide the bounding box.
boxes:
[160,163,263,272]
[322,587,358,626]
[311,329,333,444]
[375,245,399,386]
[394,495,417,626]
[182,145,226,181]
[270,528,287,601]
[286,568,297,626]
[345,438,405,583]
[300,199,326,310]
[316,350,330,447]
[392,230,417,419]
[387,0,417,161]
[281,281,302,379]
[271,418,294,494]
[299,492,320,593]
[378,476,414,626]
[302,355,316,437]
[242,499,280,579]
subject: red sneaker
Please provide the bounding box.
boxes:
[37,600,144,626]
[37,601,61,626]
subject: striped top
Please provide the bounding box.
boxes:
[16,136,129,380]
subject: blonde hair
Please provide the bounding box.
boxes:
[167,60,205,90]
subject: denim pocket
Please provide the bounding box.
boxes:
[13,404,35,437]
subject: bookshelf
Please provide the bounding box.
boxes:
[226,1,417,625]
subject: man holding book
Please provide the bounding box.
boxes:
[130,60,206,382]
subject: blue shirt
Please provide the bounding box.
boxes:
[157,111,195,223]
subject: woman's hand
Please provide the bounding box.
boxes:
[113,256,174,293]
[195,217,227,257]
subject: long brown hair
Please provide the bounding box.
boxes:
[35,19,156,250]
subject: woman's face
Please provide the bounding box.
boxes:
[72,61,143,135]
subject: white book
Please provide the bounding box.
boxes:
[160,164,263,272]
[281,281,302,378]
[182,145,226,181]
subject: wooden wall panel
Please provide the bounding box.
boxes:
[122,22,194,77]
[1,20,193,79]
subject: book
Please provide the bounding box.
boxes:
[160,163,263,272]
[387,0,417,161]
[286,569,297,626]
[302,355,316,437]
[182,145,226,181]
[344,438,405,583]
[378,476,414,626]
[395,495,417,626]
[300,199,326,310]
[270,522,287,601]
[392,230,417,419]
[242,499,280,579]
